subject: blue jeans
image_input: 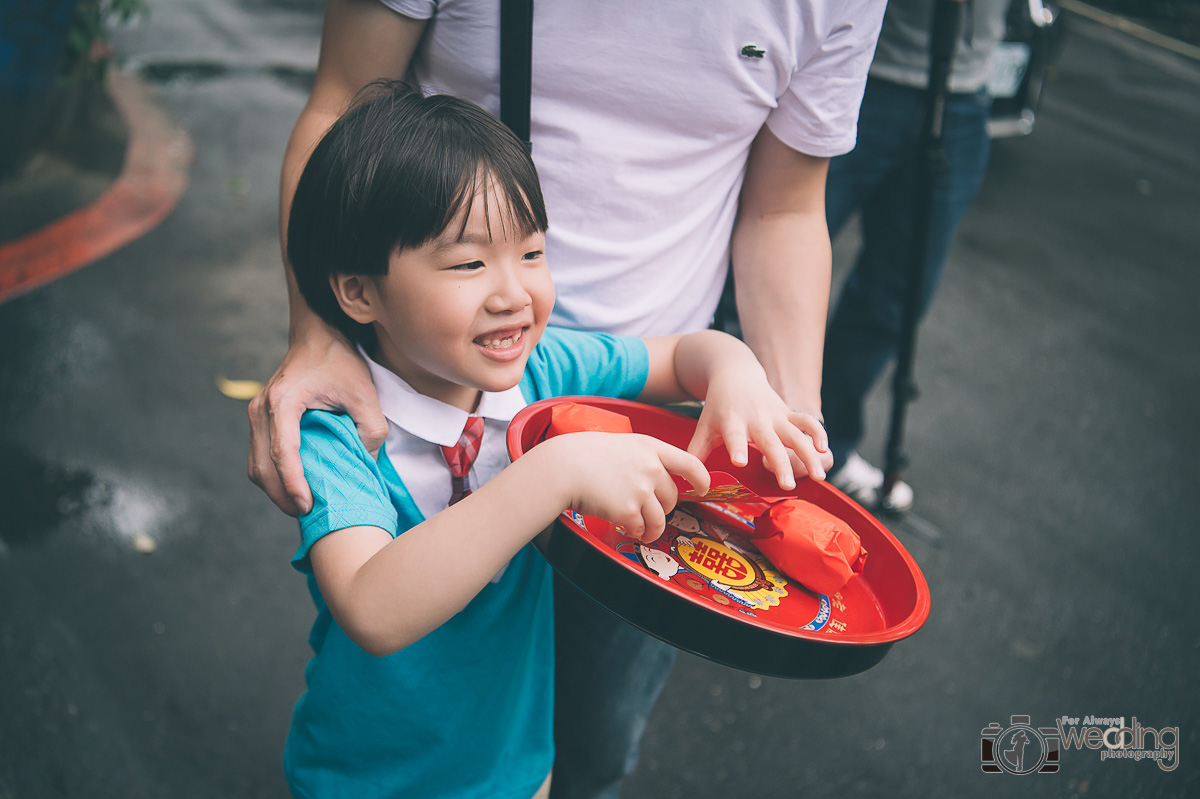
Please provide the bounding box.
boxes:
[550,575,677,799]
[823,77,993,469]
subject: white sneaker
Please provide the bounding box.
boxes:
[829,452,914,512]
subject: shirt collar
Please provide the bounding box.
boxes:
[359,346,527,447]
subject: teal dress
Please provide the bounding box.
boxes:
[285,327,649,799]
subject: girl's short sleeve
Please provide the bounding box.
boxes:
[293,411,399,573]
[521,327,650,402]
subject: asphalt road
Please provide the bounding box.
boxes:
[1,2,1197,797]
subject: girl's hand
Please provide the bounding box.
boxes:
[686,365,833,490]
[540,433,710,543]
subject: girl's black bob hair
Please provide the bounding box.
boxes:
[287,80,548,345]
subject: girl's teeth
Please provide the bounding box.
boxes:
[481,331,521,348]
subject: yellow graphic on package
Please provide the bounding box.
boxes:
[676,537,756,588]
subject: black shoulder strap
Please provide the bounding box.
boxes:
[499,0,533,150]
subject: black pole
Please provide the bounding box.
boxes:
[880,0,964,510]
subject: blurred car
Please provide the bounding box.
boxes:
[988,0,1067,137]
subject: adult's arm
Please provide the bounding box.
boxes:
[730,125,832,419]
[248,0,427,516]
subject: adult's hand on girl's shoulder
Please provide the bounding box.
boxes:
[248,327,388,516]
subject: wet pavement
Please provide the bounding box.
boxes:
[1,2,1197,797]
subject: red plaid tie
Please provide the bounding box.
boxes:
[439,416,486,506]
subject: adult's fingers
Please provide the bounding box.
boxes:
[343,389,390,456]
[263,387,313,516]
[247,394,301,516]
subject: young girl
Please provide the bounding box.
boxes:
[283,81,828,799]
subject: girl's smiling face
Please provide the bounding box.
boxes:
[343,179,555,412]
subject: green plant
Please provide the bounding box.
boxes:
[63,0,149,84]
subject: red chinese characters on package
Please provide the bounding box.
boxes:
[752,500,868,596]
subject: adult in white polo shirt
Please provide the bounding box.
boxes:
[248,1,885,796]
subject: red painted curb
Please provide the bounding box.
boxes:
[0,70,194,304]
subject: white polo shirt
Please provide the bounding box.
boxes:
[381,0,887,337]
[360,348,528,520]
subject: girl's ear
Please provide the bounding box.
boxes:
[330,274,378,324]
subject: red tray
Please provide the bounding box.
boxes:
[507,396,931,679]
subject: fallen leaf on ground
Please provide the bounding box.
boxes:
[216,376,263,400]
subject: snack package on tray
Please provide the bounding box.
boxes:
[751,500,868,596]
[541,403,634,438]
[539,402,867,596]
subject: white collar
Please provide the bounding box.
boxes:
[358,346,527,447]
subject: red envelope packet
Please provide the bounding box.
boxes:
[542,403,634,438]
[752,500,868,596]
[674,472,772,504]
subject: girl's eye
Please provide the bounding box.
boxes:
[522,250,544,261]
[452,260,485,271]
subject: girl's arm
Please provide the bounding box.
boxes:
[309,432,709,657]
[639,330,832,489]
